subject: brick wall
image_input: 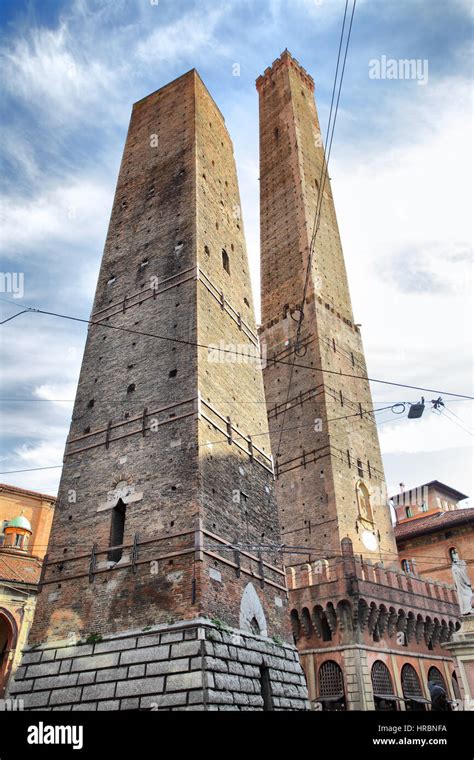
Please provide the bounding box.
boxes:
[27,69,290,647]
[257,51,397,564]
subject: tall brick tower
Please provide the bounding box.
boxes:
[9,70,309,711]
[257,51,397,563]
[256,52,460,712]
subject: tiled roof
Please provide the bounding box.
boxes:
[0,482,56,502]
[390,480,468,503]
[395,508,474,542]
[0,552,42,585]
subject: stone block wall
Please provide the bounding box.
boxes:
[8,620,309,711]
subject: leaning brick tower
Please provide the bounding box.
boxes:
[257,51,460,712]
[257,50,397,563]
[9,70,309,711]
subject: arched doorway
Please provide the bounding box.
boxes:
[401,663,428,711]
[317,660,346,711]
[0,610,17,698]
[371,660,399,711]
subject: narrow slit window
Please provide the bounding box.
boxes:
[108,500,126,563]
[222,249,230,275]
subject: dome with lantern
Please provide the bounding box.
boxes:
[2,512,32,552]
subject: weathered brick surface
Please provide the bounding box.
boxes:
[10,66,308,711]
[257,50,397,562]
[23,67,291,651]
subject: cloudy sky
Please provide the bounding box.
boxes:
[0,0,472,504]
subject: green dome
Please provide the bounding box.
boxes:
[6,515,32,532]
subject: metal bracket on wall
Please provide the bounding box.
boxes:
[88,543,98,584]
[131,532,140,573]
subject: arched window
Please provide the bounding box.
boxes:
[290,609,301,641]
[401,664,426,711]
[0,610,18,698]
[318,660,345,711]
[428,666,447,691]
[371,661,398,711]
[249,616,260,635]
[449,547,460,562]
[401,559,413,574]
[452,671,461,701]
[428,666,449,710]
[222,249,230,275]
[108,499,126,563]
[321,614,332,642]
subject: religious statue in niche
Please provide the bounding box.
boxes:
[356,480,374,526]
[451,559,474,616]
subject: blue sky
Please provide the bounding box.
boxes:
[0,0,472,503]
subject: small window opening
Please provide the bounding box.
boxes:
[321,616,332,642]
[169,369,177,378]
[127,383,136,394]
[108,500,126,563]
[222,249,230,274]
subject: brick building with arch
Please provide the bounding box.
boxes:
[0,484,55,697]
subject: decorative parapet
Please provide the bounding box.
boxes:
[286,538,460,647]
[256,49,315,93]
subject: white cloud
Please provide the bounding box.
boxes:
[332,76,473,408]
[1,24,116,121]
[378,406,474,455]
[0,174,112,256]
[34,383,77,403]
[135,5,229,66]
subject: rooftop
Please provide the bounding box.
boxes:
[0,482,56,502]
[0,552,42,586]
[6,514,32,532]
[390,480,468,504]
[395,507,474,541]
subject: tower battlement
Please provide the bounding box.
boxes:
[256,49,315,92]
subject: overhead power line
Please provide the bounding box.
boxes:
[0,402,405,476]
[274,0,356,464]
[0,301,471,406]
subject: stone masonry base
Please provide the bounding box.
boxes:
[7,618,310,711]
